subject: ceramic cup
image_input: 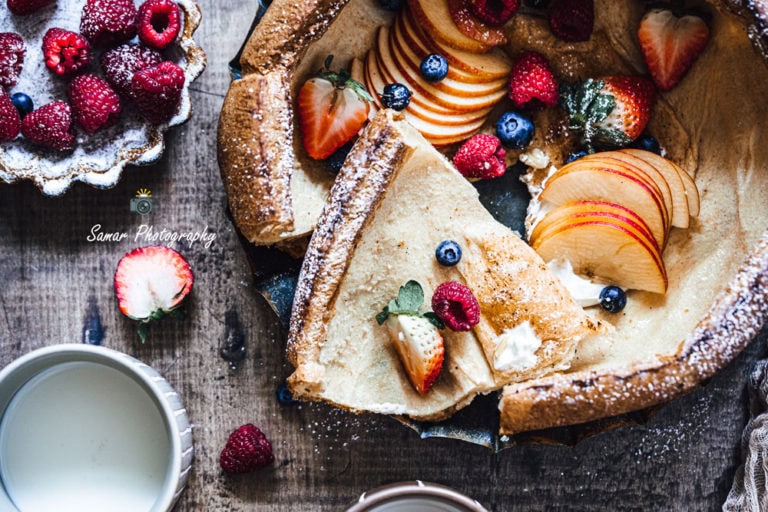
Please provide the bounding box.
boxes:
[346,481,489,512]
[0,344,193,512]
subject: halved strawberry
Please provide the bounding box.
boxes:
[376,280,445,395]
[638,8,710,92]
[561,75,655,151]
[114,246,194,341]
[297,56,373,160]
[385,314,445,395]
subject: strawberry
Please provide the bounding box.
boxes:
[638,8,710,91]
[376,280,445,395]
[114,246,194,342]
[297,56,372,160]
[560,76,655,151]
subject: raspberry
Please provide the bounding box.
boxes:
[101,44,162,98]
[547,0,594,42]
[80,0,138,47]
[431,281,480,332]
[470,0,519,27]
[42,28,91,76]
[137,0,182,50]
[219,424,274,474]
[67,74,122,133]
[0,89,21,142]
[21,101,76,151]
[7,0,55,15]
[452,134,506,179]
[508,51,558,110]
[0,32,25,88]
[131,61,185,124]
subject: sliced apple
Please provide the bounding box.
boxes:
[622,148,700,218]
[530,200,661,255]
[378,27,507,111]
[580,152,674,232]
[393,12,491,85]
[407,0,492,53]
[400,8,511,80]
[531,212,668,294]
[617,149,691,228]
[540,163,668,249]
[446,0,507,48]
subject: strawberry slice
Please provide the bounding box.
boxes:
[638,8,710,91]
[297,56,373,160]
[114,246,194,341]
[376,280,445,395]
[385,315,445,395]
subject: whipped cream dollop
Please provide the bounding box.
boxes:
[493,321,542,372]
[547,259,605,308]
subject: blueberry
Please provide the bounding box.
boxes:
[435,240,462,267]
[325,138,356,173]
[495,112,534,150]
[276,381,299,406]
[599,286,627,313]
[631,134,662,155]
[11,93,33,119]
[378,0,404,10]
[420,54,449,83]
[567,150,588,163]
[380,83,411,111]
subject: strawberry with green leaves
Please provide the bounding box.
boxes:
[376,281,445,395]
[297,56,373,160]
[560,76,655,152]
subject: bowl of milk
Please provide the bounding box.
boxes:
[0,344,193,512]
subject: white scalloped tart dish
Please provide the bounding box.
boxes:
[0,0,205,196]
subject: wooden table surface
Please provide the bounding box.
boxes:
[0,1,765,510]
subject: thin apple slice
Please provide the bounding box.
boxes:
[400,8,510,80]
[621,149,700,218]
[540,164,668,249]
[446,0,507,48]
[390,15,496,84]
[387,26,506,97]
[407,0,492,53]
[580,152,674,232]
[531,216,668,294]
[558,158,670,242]
[530,200,661,255]
[375,28,506,113]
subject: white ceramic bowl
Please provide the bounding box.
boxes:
[0,344,193,512]
[347,481,489,512]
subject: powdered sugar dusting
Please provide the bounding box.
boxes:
[0,0,205,195]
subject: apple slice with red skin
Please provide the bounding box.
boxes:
[387,25,506,98]
[407,0,492,53]
[531,211,668,294]
[400,7,511,79]
[446,0,508,48]
[365,50,486,144]
[540,162,668,249]
[530,200,661,254]
[621,148,699,220]
[580,151,674,233]
[393,13,490,85]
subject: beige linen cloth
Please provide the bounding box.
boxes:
[724,360,768,511]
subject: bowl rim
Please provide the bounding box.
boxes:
[345,480,489,512]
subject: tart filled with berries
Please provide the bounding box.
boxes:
[0,0,205,195]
